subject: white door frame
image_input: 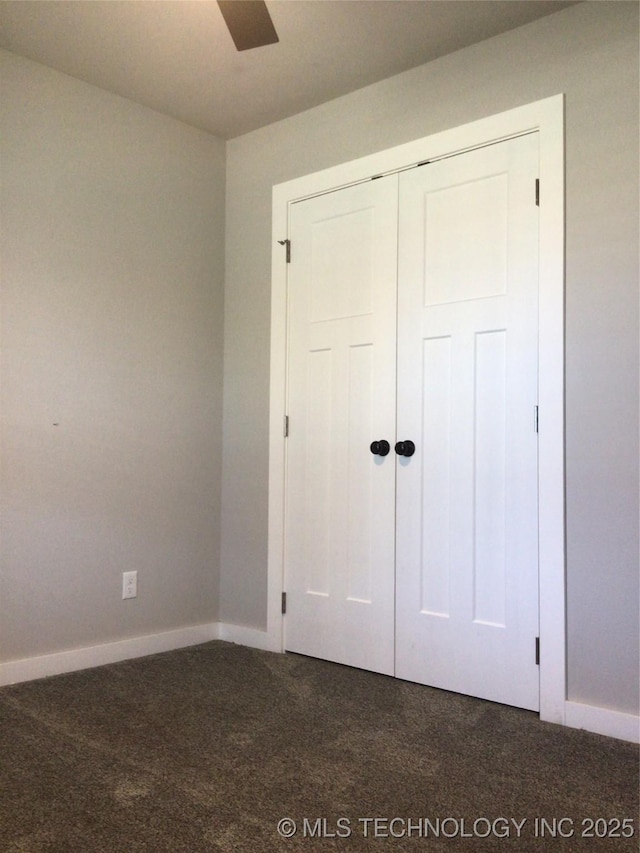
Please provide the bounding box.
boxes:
[268,95,565,726]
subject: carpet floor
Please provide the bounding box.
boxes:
[0,640,638,852]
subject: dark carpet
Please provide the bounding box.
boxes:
[0,640,637,852]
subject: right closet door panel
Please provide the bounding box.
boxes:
[395,133,541,711]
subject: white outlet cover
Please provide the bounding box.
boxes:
[122,571,137,599]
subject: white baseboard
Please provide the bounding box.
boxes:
[0,622,221,687]
[564,700,640,744]
[218,621,281,653]
[3,627,637,746]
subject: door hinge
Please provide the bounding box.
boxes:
[281,592,287,614]
[535,179,540,207]
[283,415,289,437]
[534,405,539,433]
[535,637,540,666]
[278,238,291,263]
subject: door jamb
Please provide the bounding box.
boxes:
[268,95,565,725]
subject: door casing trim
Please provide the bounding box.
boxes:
[268,95,565,725]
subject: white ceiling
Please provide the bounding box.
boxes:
[0,0,577,139]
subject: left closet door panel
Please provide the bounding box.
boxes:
[284,177,398,675]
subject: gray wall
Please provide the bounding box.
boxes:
[0,52,226,660]
[221,1,639,715]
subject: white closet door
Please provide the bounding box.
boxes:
[284,176,398,675]
[395,133,540,710]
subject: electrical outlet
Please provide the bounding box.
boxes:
[122,571,137,600]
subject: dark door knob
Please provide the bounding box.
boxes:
[370,440,390,457]
[395,440,416,457]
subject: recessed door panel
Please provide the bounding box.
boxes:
[346,342,375,604]
[304,347,332,596]
[310,208,375,322]
[423,173,508,305]
[420,335,452,617]
[473,329,507,628]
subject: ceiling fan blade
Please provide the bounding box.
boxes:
[217,1,279,52]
